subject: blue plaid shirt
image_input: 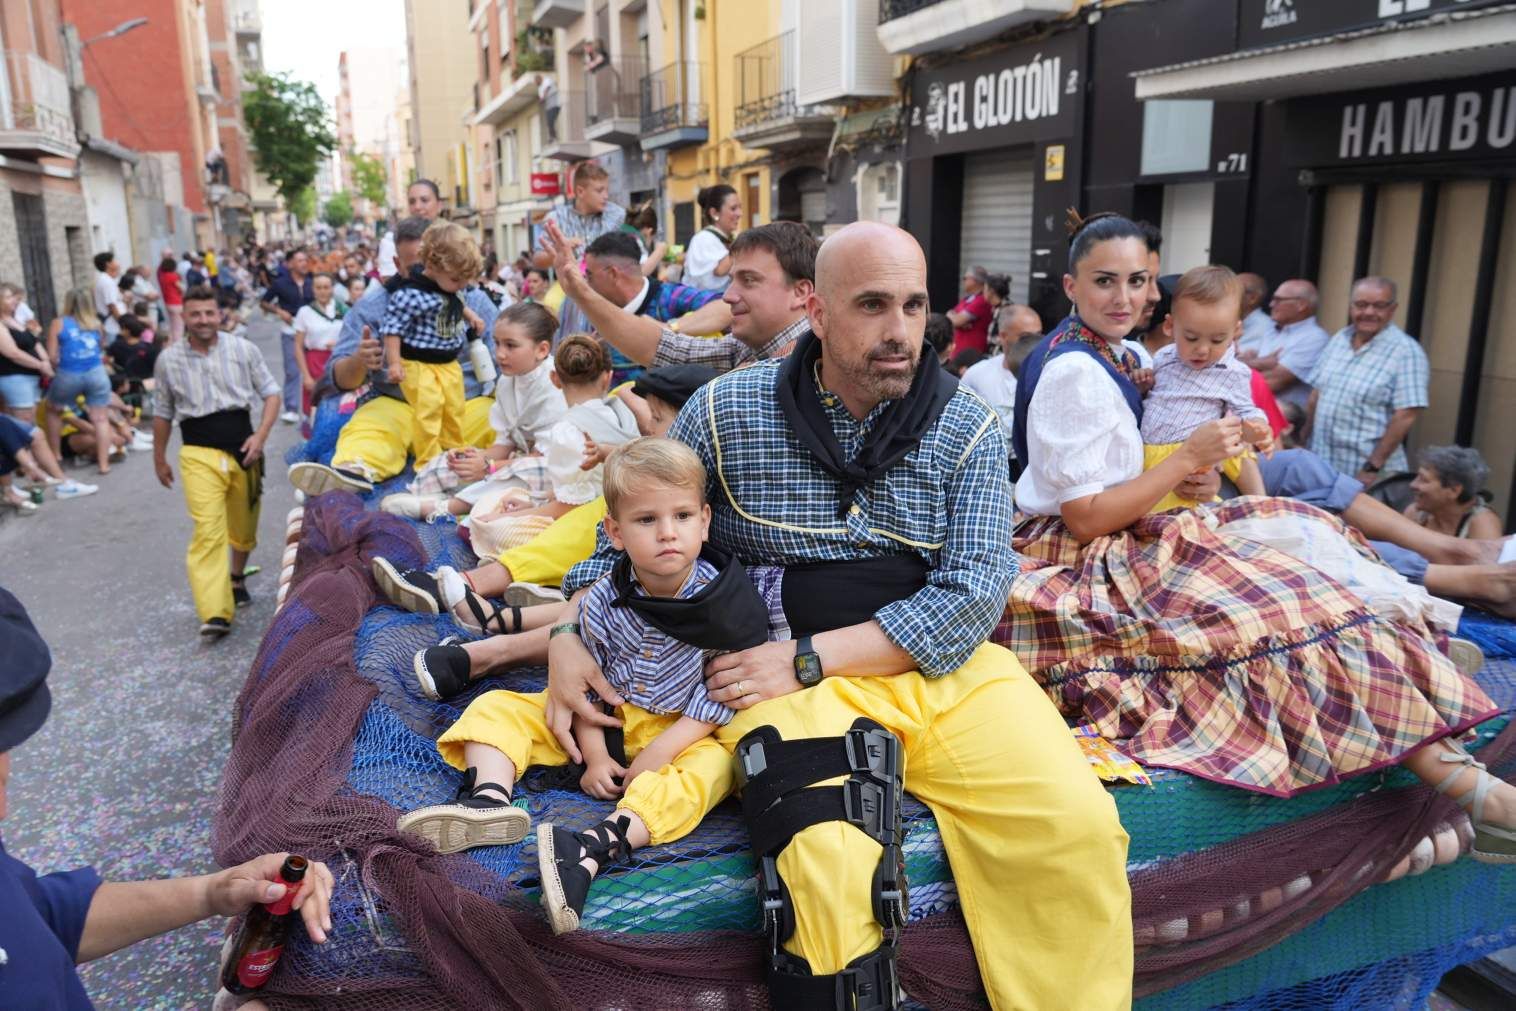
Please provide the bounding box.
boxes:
[1307,323,1428,476]
[565,359,1017,677]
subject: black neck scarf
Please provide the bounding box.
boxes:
[776,330,959,517]
[384,263,464,331]
[609,544,770,651]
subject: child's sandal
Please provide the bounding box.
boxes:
[1433,751,1516,864]
[396,767,530,854]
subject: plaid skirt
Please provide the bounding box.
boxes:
[996,496,1496,797]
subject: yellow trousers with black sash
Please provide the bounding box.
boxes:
[179,444,261,623]
[330,393,494,482]
[716,643,1133,1011]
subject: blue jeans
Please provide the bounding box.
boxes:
[47,366,112,408]
[280,330,301,413]
[1256,448,1428,585]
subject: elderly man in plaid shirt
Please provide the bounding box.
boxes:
[535,223,1131,1009]
[1304,276,1429,484]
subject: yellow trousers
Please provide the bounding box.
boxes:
[398,360,465,470]
[331,393,494,482]
[438,691,734,846]
[180,445,259,623]
[714,643,1133,1011]
[1145,441,1248,513]
[495,496,607,585]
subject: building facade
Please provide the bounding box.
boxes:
[1,0,88,325]
[1133,0,1516,521]
[406,0,477,213]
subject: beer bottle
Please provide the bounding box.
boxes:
[220,855,309,995]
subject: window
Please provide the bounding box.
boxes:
[502,129,519,184]
[1140,100,1214,177]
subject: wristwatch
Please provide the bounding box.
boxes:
[793,635,823,688]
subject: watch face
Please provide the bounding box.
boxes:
[795,653,823,686]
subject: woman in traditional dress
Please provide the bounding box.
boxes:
[1000,212,1516,862]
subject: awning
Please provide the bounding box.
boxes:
[1133,4,1516,102]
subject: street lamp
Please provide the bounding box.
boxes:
[82,17,148,47]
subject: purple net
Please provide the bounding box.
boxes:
[215,494,1516,1008]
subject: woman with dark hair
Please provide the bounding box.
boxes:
[157,254,184,342]
[1002,212,1516,861]
[984,272,1012,350]
[1406,445,1502,540]
[623,203,667,277]
[682,185,740,293]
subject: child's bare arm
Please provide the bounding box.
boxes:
[1236,456,1266,497]
[623,716,717,789]
[575,711,623,800]
[382,334,404,381]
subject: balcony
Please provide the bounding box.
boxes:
[639,61,708,151]
[541,89,595,161]
[876,0,1069,56]
[733,32,833,150]
[233,6,261,37]
[532,0,584,31]
[585,54,644,146]
[0,51,79,160]
[473,70,544,126]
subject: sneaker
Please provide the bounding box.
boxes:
[412,638,473,701]
[200,616,232,638]
[280,410,300,424]
[55,480,99,500]
[3,495,38,515]
[372,556,443,614]
[503,581,566,608]
[288,461,374,496]
[396,769,530,853]
[380,493,446,520]
[231,579,251,608]
[129,431,154,452]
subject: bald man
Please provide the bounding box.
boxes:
[962,303,1043,445]
[1239,278,1331,410]
[546,222,1131,1009]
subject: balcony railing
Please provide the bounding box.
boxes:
[587,54,645,127]
[878,0,945,21]
[543,89,595,160]
[0,51,77,157]
[736,31,831,132]
[640,61,707,136]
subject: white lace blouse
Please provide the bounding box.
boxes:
[1014,350,1144,517]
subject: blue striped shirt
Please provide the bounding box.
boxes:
[579,558,788,726]
[566,357,1017,678]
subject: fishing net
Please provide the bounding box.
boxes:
[215,493,1516,1009]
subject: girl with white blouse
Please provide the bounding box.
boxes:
[1002,213,1516,863]
[681,185,741,293]
[292,273,344,417]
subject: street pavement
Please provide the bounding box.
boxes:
[0,314,301,1009]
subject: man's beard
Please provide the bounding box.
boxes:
[836,340,919,402]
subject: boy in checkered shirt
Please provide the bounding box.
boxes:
[381,221,489,467]
[1141,265,1273,513]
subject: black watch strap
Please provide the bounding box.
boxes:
[794,635,822,687]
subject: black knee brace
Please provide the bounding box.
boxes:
[735,717,907,1011]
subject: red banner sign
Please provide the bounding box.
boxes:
[530,172,561,196]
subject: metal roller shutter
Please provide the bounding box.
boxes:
[958,148,1034,305]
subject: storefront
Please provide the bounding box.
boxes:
[1134,0,1516,523]
[901,25,1086,323]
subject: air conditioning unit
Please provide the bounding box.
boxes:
[796,1,896,106]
